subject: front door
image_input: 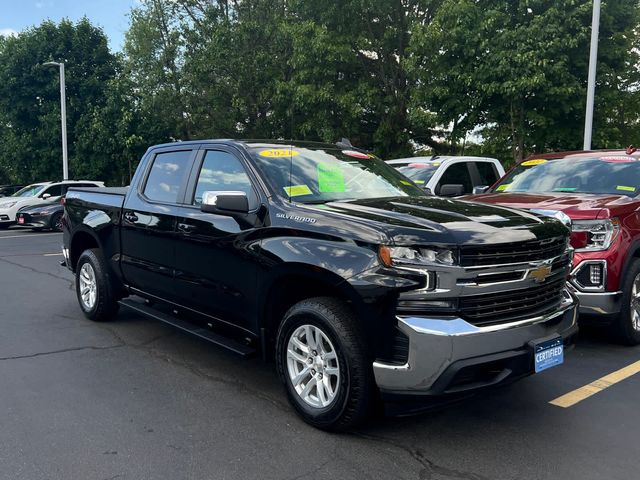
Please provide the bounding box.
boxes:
[120,147,196,300]
[173,147,264,332]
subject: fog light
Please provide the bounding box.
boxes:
[572,261,606,291]
[590,264,602,285]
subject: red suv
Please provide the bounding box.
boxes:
[466,150,640,344]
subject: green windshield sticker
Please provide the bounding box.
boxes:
[496,184,510,191]
[553,187,577,192]
[283,185,312,197]
[317,163,345,193]
[617,185,636,192]
[413,180,425,184]
[400,180,412,186]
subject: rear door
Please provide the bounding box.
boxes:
[172,145,264,332]
[120,146,197,300]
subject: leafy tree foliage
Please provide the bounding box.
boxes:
[410,0,640,162]
[0,19,122,183]
[0,2,640,184]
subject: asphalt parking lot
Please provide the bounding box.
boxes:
[1,228,639,480]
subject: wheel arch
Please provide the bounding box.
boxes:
[259,264,367,358]
[69,228,101,272]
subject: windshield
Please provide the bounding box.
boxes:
[397,163,441,185]
[11,184,46,198]
[249,145,425,203]
[492,156,640,196]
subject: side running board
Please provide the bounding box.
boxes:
[118,299,255,357]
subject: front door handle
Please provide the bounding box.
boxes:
[124,211,138,223]
[177,223,197,233]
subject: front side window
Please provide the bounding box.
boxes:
[143,150,192,203]
[41,185,63,198]
[437,163,473,194]
[193,150,257,208]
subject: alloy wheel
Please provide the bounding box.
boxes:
[79,262,97,310]
[286,324,340,408]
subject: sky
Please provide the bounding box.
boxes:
[0,0,136,50]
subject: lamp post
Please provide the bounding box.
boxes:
[583,0,601,151]
[43,61,68,180]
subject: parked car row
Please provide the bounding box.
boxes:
[0,180,103,230]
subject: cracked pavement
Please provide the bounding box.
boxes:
[1,229,639,480]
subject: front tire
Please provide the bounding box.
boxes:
[50,212,63,232]
[75,248,119,322]
[276,297,374,431]
[616,258,640,345]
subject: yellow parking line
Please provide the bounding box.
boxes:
[550,360,640,408]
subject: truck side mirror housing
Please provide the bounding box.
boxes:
[472,186,489,194]
[439,184,465,197]
[41,193,52,200]
[201,191,249,214]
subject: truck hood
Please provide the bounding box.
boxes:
[298,196,567,246]
[463,192,638,220]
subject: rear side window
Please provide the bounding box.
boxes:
[143,150,192,203]
[438,163,473,194]
[192,150,258,209]
[475,162,500,186]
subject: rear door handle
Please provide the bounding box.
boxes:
[124,212,138,223]
[177,223,196,233]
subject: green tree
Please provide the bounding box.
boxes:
[0,18,120,183]
[410,0,640,163]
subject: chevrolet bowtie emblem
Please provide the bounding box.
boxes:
[528,264,552,283]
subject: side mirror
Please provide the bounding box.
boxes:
[201,191,249,214]
[439,184,465,197]
[472,186,489,195]
[41,193,52,200]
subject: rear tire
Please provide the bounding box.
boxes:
[275,297,374,431]
[615,258,640,345]
[0,223,10,230]
[75,248,119,322]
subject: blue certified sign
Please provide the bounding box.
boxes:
[534,337,564,373]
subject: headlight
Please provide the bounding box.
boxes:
[0,201,17,209]
[571,218,620,252]
[379,245,456,267]
[530,209,572,228]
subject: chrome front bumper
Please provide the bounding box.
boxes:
[373,289,578,395]
[567,284,622,316]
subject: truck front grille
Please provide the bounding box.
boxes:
[459,278,566,327]
[460,237,567,267]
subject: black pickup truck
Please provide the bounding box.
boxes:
[63,140,578,430]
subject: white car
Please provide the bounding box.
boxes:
[0,180,104,229]
[387,156,505,197]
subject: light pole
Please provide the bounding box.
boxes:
[43,61,69,180]
[583,0,601,151]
